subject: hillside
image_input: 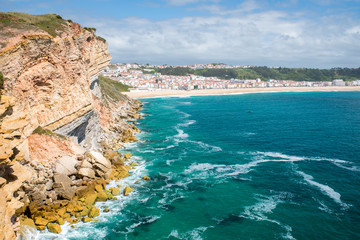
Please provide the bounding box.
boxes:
[155,66,360,81]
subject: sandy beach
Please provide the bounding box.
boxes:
[123,86,360,99]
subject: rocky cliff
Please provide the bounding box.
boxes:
[0,13,141,239]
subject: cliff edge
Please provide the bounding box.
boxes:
[0,12,141,239]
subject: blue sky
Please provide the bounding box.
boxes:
[2,0,360,68]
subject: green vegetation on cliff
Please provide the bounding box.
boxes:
[0,12,68,37]
[155,66,360,81]
[98,75,131,105]
[32,126,67,140]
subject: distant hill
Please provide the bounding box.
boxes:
[155,66,360,81]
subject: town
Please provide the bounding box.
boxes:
[101,63,360,92]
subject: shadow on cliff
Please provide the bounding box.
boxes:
[0,165,18,183]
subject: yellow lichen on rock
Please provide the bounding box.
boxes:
[88,206,100,218]
[123,186,133,196]
[47,223,62,233]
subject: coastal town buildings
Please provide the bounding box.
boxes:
[101,64,359,91]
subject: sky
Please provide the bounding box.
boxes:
[2,0,360,68]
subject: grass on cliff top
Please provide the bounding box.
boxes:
[98,75,131,105]
[0,12,67,37]
[32,126,67,140]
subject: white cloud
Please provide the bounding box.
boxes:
[88,7,360,67]
[165,0,221,6]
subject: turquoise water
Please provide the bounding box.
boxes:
[38,91,360,240]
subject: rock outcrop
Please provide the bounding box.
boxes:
[0,12,142,239]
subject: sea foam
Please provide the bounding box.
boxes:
[297,170,349,208]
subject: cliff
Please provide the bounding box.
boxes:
[0,13,141,239]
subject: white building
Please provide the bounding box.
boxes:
[332,79,345,86]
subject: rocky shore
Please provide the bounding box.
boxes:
[0,13,145,239]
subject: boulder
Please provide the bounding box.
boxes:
[104,150,119,160]
[88,206,100,218]
[142,176,150,181]
[80,159,93,169]
[82,217,94,223]
[94,184,103,192]
[124,153,132,159]
[34,217,49,226]
[57,218,65,225]
[54,156,78,176]
[53,173,72,189]
[88,151,111,169]
[110,187,120,196]
[20,217,37,238]
[57,208,67,218]
[94,163,111,174]
[76,188,97,206]
[47,223,62,233]
[123,186,133,196]
[104,208,110,212]
[55,187,75,200]
[78,167,95,179]
[30,189,47,202]
[43,212,60,222]
[36,225,47,231]
[96,190,108,202]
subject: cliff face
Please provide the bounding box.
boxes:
[0,13,141,239]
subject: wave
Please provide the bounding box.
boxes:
[175,129,189,139]
[186,140,222,153]
[178,120,196,127]
[296,170,349,208]
[167,226,211,240]
[240,193,295,240]
[253,151,360,172]
[126,215,160,233]
[242,194,284,221]
[184,162,255,179]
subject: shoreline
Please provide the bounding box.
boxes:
[123,86,360,99]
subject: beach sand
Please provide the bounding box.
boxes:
[123,86,360,99]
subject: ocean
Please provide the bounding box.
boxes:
[37,91,360,240]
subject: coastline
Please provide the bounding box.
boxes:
[123,86,360,99]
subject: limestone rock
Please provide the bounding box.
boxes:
[78,167,95,179]
[96,190,108,202]
[88,150,111,169]
[80,159,93,169]
[124,153,132,159]
[43,212,60,222]
[82,217,94,223]
[110,187,120,196]
[55,156,78,176]
[123,186,133,196]
[0,113,28,134]
[20,217,37,239]
[34,217,49,226]
[47,223,62,233]
[55,187,75,200]
[57,218,65,225]
[88,206,100,218]
[53,173,73,189]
